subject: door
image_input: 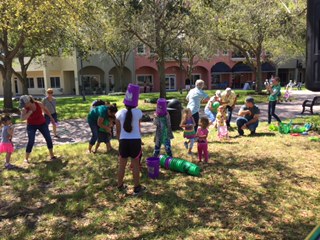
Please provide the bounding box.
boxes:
[165,75,176,90]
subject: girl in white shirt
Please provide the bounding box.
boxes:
[115,104,145,196]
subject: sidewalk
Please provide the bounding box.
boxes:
[11,90,320,150]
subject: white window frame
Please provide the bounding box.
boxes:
[191,74,201,87]
[165,74,176,90]
[37,77,45,88]
[27,77,35,88]
[137,44,146,55]
[136,75,153,86]
[222,50,229,56]
[50,77,61,88]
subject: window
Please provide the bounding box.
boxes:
[165,75,176,90]
[37,77,45,88]
[27,78,34,88]
[137,75,153,86]
[191,74,201,87]
[50,77,61,88]
[82,75,100,89]
[137,44,146,54]
[222,50,229,56]
[211,74,221,84]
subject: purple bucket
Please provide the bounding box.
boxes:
[123,84,140,107]
[164,157,173,169]
[146,157,160,179]
[156,98,167,117]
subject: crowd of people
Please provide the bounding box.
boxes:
[0,77,284,195]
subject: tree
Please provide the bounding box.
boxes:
[204,0,306,92]
[86,0,138,92]
[116,0,192,98]
[0,0,86,109]
[169,6,220,86]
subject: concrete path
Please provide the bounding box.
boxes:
[11,90,320,150]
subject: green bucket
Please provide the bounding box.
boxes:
[159,155,169,167]
[169,159,186,172]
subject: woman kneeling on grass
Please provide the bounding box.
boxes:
[19,95,57,163]
[115,84,145,196]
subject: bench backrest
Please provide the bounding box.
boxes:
[313,96,320,105]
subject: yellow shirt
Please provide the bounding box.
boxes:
[221,91,236,107]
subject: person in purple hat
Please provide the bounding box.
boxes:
[153,98,174,158]
[116,84,146,196]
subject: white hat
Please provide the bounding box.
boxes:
[225,87,232,92]
[19,95,31,108]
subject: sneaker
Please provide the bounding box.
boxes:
[5,163,16,170]
[24,159,30,164]
[133,185,146,196]
[54,135,60,139]
[117,184,128,193]
[184,141,188,149]
[250,130,256,135]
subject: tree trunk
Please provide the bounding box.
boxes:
[2,61,13,110]
[157,57,166,99]
[255,53,263,93]
[116,66,124,91]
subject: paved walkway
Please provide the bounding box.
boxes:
[11,90,320,150]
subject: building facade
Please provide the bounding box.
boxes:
[0,51,135,96]
[0,47,304,96]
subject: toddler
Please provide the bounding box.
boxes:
[0,116,15,169]
[196,117,209,163]
[153,98,174,157]
[216,106,229,140]
[180,108,196,155]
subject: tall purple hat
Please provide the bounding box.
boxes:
[156,98,167,117]
[123,84,140,107]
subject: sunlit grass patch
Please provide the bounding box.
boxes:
[1,122,320,239]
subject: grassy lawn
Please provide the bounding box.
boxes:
[1,122,319,239]
[8,90,268,121]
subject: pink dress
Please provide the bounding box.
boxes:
[0,126,14,153]
[196,127,209,162]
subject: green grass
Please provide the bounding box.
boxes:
[1,122,320,239]
[8,90,268,121]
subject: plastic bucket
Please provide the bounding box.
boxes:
[146,157,160,179]
[279,123,291,134]
[159,155,169,167]
[164,157,173,169]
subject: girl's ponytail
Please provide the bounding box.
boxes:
[123,106,133,132]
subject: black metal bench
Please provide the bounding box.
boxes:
[301,96,320,114]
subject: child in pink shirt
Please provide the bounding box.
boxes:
[196,117,210,163]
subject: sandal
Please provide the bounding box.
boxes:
[5,163,17,170]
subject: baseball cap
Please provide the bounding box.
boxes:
[19,95,31,108]
[245,96,255,103]
[225,87,232,92]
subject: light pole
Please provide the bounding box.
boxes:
[79,52,86,102]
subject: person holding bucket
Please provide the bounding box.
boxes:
[153,98,174,158]
[115,84,146,196]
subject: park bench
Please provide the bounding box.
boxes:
[301,96,320,114]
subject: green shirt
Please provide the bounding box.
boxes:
[87,105,108,125]
[99,118,110,133]
[269,85,281,102]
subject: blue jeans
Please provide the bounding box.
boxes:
[268,101,281,124]
[26,123,53,153]
[226,106,233,127]
[204,108,217,123]
[153,139,172,157]
[89,121,99,146]
[236,117,259,135]
[192,112,199,132]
